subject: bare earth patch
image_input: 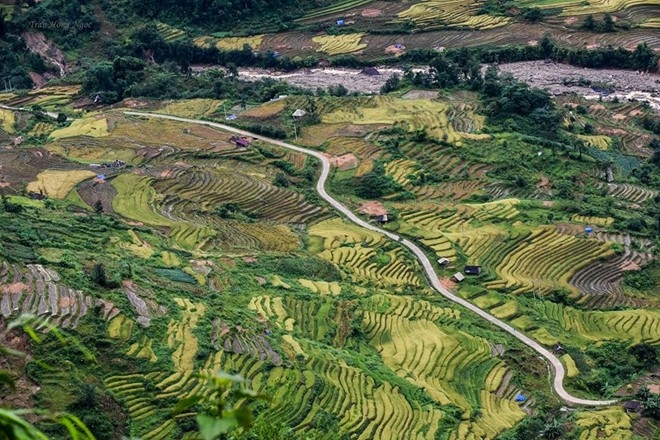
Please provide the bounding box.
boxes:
[613,113,626,121]
[358,201,388,217]
[528,40,538,47]
[564,17,579,25]
[361,8,383,17]
[326,153,358,170]
[385,45,406,56]
[1,283,30,295]
[402,90,439,100]
[439,278,457,290]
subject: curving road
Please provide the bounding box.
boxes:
[124,111,617,407]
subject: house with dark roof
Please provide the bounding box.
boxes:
[360,67,380,76]
[464,265,482,275]
[624,401,641,413]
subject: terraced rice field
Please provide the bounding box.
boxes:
[569,233,655,309]
[151,166,327,224]
[577,135,611,150]
[528,301,660,346]
[397,0,510,30]
[155,22,186,42]
[241,100,286,118]
[2,86,80,110]
[112,173,216,250]
[194,35,264,50]
[323,97,487,143]
[521,0,659,16]
[362,305,526,437]
[640,17,660,28]
[49,116,109,139]
[0,108,15,133]
[29,122,56,137]
[296,0,375,21]
[312,33,367,55]
[576,407,633,439]
[158,99,222,118]
[602,182,658,204]
[309,218,420,287]
[26,169,95,199]
[484,226,614,296]
[0,262,118,328]
[571,215,614,226]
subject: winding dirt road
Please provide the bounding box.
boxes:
[124,110,617,407]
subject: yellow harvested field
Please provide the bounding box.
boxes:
[576,407,633,440]
[161,251,181,267]
[562,354,580,378]
[322,96,488,142]
[127,336,158,362]
[398,0,509,29]
[298,278,341,295]
[578,135,611,150]
[160,99,223,118]
[26,169,95,199]
[640,18,660,28]
[183,266,206,285]
[571,214,614,226]
[50,117,109,139]
[107,315,133,340]
[490,301,518,319]
[168,298,206,373]
[531,328,560,346]
[242,100,286,118]
[271,275,291,289]
[0,108,15,133]
[206,35,264,51]
[282,334,308,360]
[312,33,367,55]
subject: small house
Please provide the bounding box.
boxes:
[552,344,565,355]
[452,272,465,283]
[292,109,307,118]
[464,265,482,275]
[336,19,345,26]
[360,67,380,76]
[230,136,252,148]
[624,401,641,413]
[437,258,450,266]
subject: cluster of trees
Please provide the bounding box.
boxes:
[128,0,324,26]
[354,162,403,199]
[581,13,616,33]
[11,0,100,50]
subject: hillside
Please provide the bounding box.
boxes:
[1,1,660,440]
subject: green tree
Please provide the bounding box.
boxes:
[173,371,269,440]
[582,14,596,30]
[0,315,95,440]
[629,343,657,367]
[94,200,103,214]
[602,13,615,32]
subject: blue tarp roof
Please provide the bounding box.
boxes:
[515,393,526,402]
[97,174,106,179]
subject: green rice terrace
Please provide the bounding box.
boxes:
[1,68,659,439]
